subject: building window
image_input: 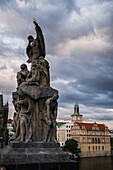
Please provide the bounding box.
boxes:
[62,143,63,146]
[96,146,97,150]
[92,138,94,143]
[73,117,74,120]
[95,138,97,143]
[82,131,85,135]
[73,131,79,135]
[102,146,104,150]
[83,138,86,143]
[98,138,100,143]
[67,130,68,132]
[88,138,91,143]
[88,131,91,135]
[98,146,100,150]
[69,126,70,128]
[88,146,90,151]
[101,138,104,143]
[93,146,94,150]
[66,126,68,128]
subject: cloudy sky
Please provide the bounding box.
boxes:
[0,0,113,128]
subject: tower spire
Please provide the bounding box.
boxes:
[74,99,79,114]
[71,101,83,123]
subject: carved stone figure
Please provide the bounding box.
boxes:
[10,20,59,143]
[44,93,59,142]
[26,63,40,85]
[9,92,20,141]
[26,21,46,63]
[37,56,50,87]
[17,89,34,142]
[17,64,29,86]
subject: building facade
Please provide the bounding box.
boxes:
[71,102,111,157]
[7,119,14,136]
[57,122,74,147]
[0,94,8,128]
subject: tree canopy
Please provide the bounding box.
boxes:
[63,139,78,154]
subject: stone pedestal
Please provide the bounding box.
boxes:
[0,142,78,170]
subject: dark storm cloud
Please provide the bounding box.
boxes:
[0,0,92,49]
[49,50,113,110]
[0,0,79,39]
[0,0,113,125]
[0,0,14,7]
[84,113,113,121]
[93,3,113,44]
[0,41,26,64]
[0,0,112,46]
[95,0,112,2]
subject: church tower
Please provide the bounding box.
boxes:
[71,100,83,123]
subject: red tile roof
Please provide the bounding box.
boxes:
[77,122,105,131]
[98,124,105,131]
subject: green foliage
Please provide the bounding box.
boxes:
[0,127,5,136]
[63,139,79,155]
[69,154,74,160]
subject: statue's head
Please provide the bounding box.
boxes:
[28,35,34,42]
[51,93,59,101]
[20,64,27,70]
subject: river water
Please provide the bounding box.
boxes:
[79,157,113,170]
[0,156,112,170]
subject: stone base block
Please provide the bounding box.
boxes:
[0,142,78,169]
[0,162,78,170]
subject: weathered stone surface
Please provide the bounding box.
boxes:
[1,162,78,170]
[0,142,69,165]
[8,141,60,148]
[18,85,58,100]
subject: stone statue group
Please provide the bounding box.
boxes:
[10,20,59,143]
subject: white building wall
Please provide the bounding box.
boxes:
[59,122,74,147]
[7,123,14,135]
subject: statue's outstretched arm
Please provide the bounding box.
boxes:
[33,20,46,57]
[33,21,42,39]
